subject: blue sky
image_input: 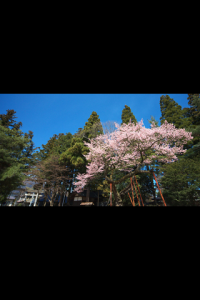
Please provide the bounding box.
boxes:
[0,94,190,151]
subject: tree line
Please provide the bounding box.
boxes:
[0,94,199,206]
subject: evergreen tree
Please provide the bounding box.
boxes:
[34,132,73,162]
[186,94,200,125]
[121,105,137,125]
[32,132,74,200]
[158,95,200,205]
[70,111,103,201]
[82,111,103,140]
[59,137,89,173]
[74,128,84,138]
[184,124,200,160]
[0,109,22,132]
[160,95,191,129]
[0,120,33,204]
[182,94,200,159]
[159,157,200,206]
[49,133,73,157]
[192,95,200,114]
[0,109,37,202]
[59,137,90,195]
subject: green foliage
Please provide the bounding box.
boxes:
[186,94,200,126]
[0,110,34,203]
[82,111,103,140]
[121,105,137,125]
[0,109,22,132]
[158,94,200,205]
[34,132,73,162]
[66,111,104,195]
[59,137,89,173]
[160,95,192,129]
[184,124,200,159]
[181,94,200,157]
[159,158,200,206]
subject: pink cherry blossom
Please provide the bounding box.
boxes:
[73,120,193,193]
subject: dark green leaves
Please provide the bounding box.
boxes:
[121,105,137,125]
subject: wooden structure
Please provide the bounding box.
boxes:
[80,202,94,206]
[109,172,167,207]
[67,189,106,206]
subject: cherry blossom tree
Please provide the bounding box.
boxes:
[73,119,193,206]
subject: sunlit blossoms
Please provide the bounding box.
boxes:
[73,119,193,193]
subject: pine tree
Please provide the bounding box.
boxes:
[183,94,200,158]
[83,111,103,140]
[0,121,31,204]
[70,112,103,201]
[159,157,200,206]
[158,95,200,205]
[34,132,73,162]
[0,109,38,203]
[121,105,137,125]
[160,95,191,129]
[187,94,200,125]
[0,109,22,132]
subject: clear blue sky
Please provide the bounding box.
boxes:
[0,94,190,151]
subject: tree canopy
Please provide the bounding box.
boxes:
[82,111,103,140]
[159,157,200,205]
[186,94,200,126]
[160,95,191,129]
[121,105,137,125]
[73,119,193,205]
[0,110,35,204]
[158,94,200,206]
[28,154,73,206]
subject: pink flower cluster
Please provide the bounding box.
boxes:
[73,120,193,192]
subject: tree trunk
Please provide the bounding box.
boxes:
[86,185,90,202]
[58,190,64,206]
[147,166,156,205]
[50,187,57,206]
[97,190,99,206]
[44,190,50,206]
[112,183,123,206]
[69,180,73,194]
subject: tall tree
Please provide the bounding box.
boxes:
[28,154,73,206]
[71,111,103,201]
[160,95,191,129]
[159,157,200,206]
[121,105,137,125]
[186,94,200,126]
[160,94,195,155]
[0,109,22,132]
[0,110,35,204]
[158,95,200,205]
[33,132,73,162]
[182,94,200,158]
[59,136,89,198]
[74,120,193,206]
[82,111,103,140]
